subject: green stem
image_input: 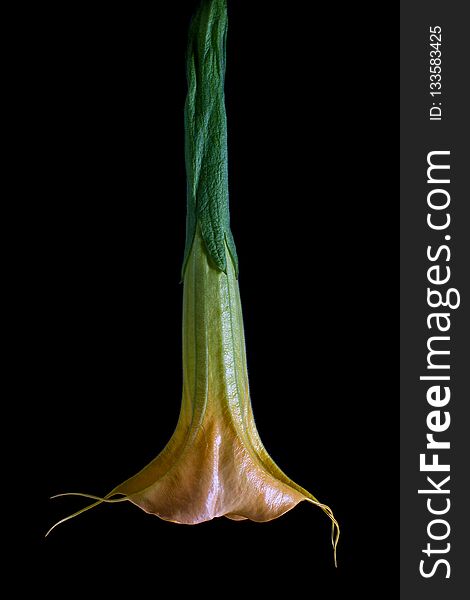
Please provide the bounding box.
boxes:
[182,0,238,278]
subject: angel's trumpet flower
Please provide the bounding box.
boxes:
[48,0,339,566]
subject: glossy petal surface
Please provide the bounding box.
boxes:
[110,229,308,523]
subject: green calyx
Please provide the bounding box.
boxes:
[182,0,239,279]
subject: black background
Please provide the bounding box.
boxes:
[25,1,396,595]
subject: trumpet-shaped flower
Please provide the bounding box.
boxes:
[48,0,339,566]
